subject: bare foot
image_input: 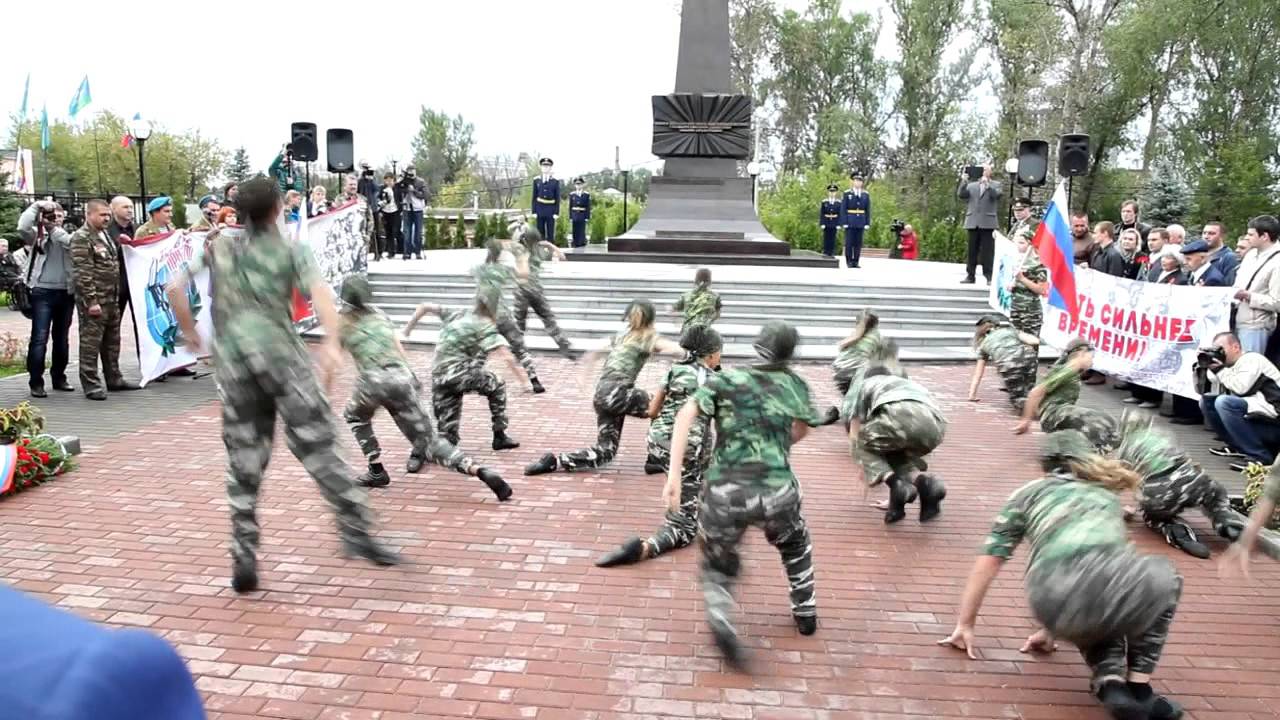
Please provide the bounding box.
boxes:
[870,499,890,510]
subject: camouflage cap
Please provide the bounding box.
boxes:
[975,313,1009,327]
[753,320,799,363]
[340,275,373,308]
[679,325,723,357]
[623,299,656,326]
[1041,429,1096,465]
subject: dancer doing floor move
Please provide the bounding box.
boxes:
[597,326,723,567]
[665,320,823,672]
[510,227,574,359]
[402,291,526,464]
[672,267,722,332]
[1221,456,1280,577]
[524,299,685,476]
[474,238,546,393]
[843,350,947,524]
[969,313,1041,411]
[1114,410,1241,558]
[166,177,398,593]
[940,429,1185,720]
[337,276,511,501]
[1015,339,1119,451]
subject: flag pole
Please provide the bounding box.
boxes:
[92,115,103,194]
[42,146,49,196]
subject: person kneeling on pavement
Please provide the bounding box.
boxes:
[1198,331,1280,471]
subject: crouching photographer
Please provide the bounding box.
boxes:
[1198,331,1280,470]
[15,200,75,397]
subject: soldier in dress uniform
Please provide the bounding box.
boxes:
[842,172,871,268]
[569,177,591,248]
[531,157,561,243]
[819,184,842,258]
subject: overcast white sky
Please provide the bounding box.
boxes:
[7,0,898,182]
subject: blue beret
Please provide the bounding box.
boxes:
[197,194,216,208]
[1180,239,1210,255]
[146,196,172,214]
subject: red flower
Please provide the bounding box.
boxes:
[38,452,49,463]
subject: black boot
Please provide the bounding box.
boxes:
[405,453,425,474]
[342,534,402,566]
[1128,681,1184,720]
[817,406,841,426]
[492,432,520,451]
[1096,680,1145,720]
[477,468,513,501]
[915,473,947,522]
[358,466,391,488]
[794,615,817,636]
[596,537,645,567]
[524,453,558,476]
[231,556,259,594]
[883,476,917,525]
[530,377,546,394]
[711,622,749,673]
[644,455,664,475]
[1165,524,1210,559]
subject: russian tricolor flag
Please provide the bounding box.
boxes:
[1031,181,1079,320]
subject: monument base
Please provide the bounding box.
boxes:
[565,244,838,268]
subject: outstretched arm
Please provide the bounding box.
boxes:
[967,358,987,401]
[938,555,1005,660]
[492,346,528,387]
[664,400,699,510]
[647,387,668,419]
[539,240,566,261]
[403,302,442,335]
[1014,384,1047,433]
[654,336,685,357]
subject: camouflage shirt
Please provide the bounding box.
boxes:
[832,328,886,381]
[694,366,823,492]
[472,262,513,315]
[983,472,1127,572]
[1037,363,1081,417]
[978,326,1028,367]
[845,373,944,423]
[673,287,722,330]
[340,309,403,372]
[511,243,548,290]
[179,226,318,364]
[68,225,119,308]
[648,361,716,454]
[135,220,174,239]
[1013,254,1048,301]
[1115,425,1190,480]
[431,308,507,382]
[600,332,657,384]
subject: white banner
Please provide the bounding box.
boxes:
[121,230,215,386]
[1040,268,1234,398]
[988,230,1027,318]
[286,200,369,328]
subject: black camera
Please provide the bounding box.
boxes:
[1196,346,1226,368]
[889,219,906,236]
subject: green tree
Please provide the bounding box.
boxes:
[454,212,468,248]
[554,207,569,246]
[1139,162,1190,226]
[424,216,439,250]
[474,213,489,243]
[729,0,777,106]
[0,172,23,249]
[589,209,607,243]
[983,0,1062,161]
[227,146,252,183]
[409,108,475,204]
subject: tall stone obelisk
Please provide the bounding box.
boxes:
[665,0,737,180]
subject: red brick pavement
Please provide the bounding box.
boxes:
[1,351,1278,720]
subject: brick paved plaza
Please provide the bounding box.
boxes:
[1,337,1278,719]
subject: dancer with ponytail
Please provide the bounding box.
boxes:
[338,276,512,501]
[525,299,685,475]
[510,226,574,359]
[597,325,723,567]
[672,268,722,331]
[474,238,547,393]
[968,313,1040,410]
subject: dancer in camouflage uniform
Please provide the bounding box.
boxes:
[165,178,399,593]
[1114,410,1241,559]
[1008,203,1048,337]
[1015,340,1119,451]
[672,268,722,331]
[844,353,948,524]
[510,227,574,358]
[832,311,888,397]
[1222,456,1280,576]
[525,300,685,475]
[968,314,1040,411]
[596,326,723,567]
[665,321,824,671]
[338,277,512,501]
[940,430,1185,720]
[403,292,526,457]
[474,239,546,393]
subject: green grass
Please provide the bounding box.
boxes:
[0,362,24,379]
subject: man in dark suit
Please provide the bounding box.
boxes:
[841,172,871,268]
[531,157,561,243]
[957,164,1001,284]
[1182,239,1228,287]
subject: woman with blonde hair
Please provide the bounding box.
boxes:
[307,186,329,218]
[525,299,685,475]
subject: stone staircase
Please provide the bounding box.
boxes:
[359,268,1004,362]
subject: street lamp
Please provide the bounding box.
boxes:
[1004,157,1020,231]
[132,117,153,205]
[747,161,761,211]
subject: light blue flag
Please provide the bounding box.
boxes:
[19,73,29,118]
[40,105,50,150]
[68,75,91,118]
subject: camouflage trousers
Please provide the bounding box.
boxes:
[514,285,572,352]
[1009,294,1043,337]
[77,301,125,394]
[217,351,373,565]
[1138,464,1242,545]
[1027,547,1181,689]
[555,379,650,471]
[997,347,1039,411]
[432,369,509,446]
[642,436,709,557]
[344,364,475,475]
[855,400,946,482]
[1041,404,1119,452]
[701,479,815,639]
[495,311,539,385]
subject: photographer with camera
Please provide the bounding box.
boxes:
[356,161,379,208]
[396,166,426,259]
[15,200,76,398]
[957,164,1001,284]
[891,219,915,260]
[378,173,401,259]
[1197,331,1280,471]
[269,144,304,195]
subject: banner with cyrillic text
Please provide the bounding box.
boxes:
[121,230,215,386]
[287,200,369,329]
[988,230,1029,318]
[1041,267,1234,398]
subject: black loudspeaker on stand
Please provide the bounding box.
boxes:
[290,122,319,162]
[1016,140,1049,187]
[1058,133,1090,209]
[327,129,354,173]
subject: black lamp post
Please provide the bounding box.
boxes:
[132,117,153,205]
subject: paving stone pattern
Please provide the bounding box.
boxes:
[0,338,1277,719]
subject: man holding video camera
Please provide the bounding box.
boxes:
[396,166,427,259]
[16,200,75,398]
[269,144,304,195]
[957,163,1001,285]
[1198,331,1280,470]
